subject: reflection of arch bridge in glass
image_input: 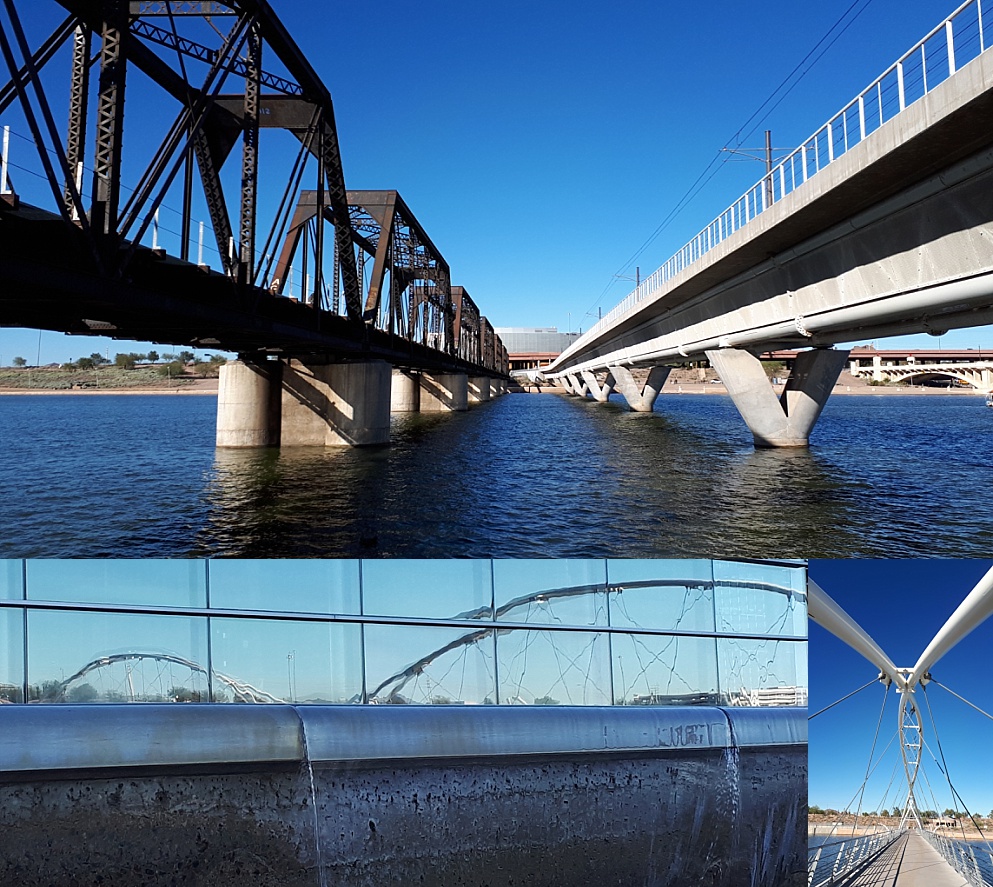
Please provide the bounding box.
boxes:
[369,575,807,706]
[0,558,806,709]
[808,567,993,887]
[43,652,284,705]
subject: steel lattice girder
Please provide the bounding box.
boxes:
[272,189,460,350]
[0,0,507,373]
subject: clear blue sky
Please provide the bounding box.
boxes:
[809,559,993,817]
[2,0,990,364]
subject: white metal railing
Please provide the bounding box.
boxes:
[572,0,991,360]
[922,829,993,886]
[808,827,904,887]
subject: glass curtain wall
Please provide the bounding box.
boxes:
[0,559,806,707]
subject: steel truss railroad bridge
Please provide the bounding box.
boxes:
[0,0,509,445]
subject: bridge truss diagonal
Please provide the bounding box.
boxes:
[0,0,508,377]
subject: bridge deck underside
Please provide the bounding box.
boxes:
[0,205,496,375]
[837,834,966,887]
[550,52,993,375]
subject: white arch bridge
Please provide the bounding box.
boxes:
[849,359,993,392]
[808,566,993,887]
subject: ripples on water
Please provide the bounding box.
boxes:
[0,391,990,557]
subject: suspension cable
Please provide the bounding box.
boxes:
[920,683,993,854]
[931,677,993,725]
[809,676,881,719]
[840,729,898,815]
[854,682,892,832]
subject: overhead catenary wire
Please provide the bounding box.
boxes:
[582,0,882,322]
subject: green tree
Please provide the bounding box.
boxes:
[115,352,138,370]
[880,809,890,818]
[809,805,824,815]
[89,352,108,365]
[67,683,98,702]
[76,356,96,370]
[178,350,195,363]
[12,356,26,367]
[157,360,185,379]
[146,350,159,363]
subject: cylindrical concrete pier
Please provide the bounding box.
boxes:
[420,372,469,411]
[390,369,421,412]
[468,376,491,403]
[215,360,281,447]
[282,359,392,446]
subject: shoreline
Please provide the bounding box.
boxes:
[0,380,219,396]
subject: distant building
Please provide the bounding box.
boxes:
[495,327,580,372]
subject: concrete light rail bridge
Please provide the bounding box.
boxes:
[543,0,993,447]
[0,0,509,448]
[808,567,993,887]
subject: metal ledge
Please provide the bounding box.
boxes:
[0,704,805,775]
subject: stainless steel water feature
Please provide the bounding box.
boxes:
[0,703,805,886]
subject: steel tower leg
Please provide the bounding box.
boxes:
[90,0,128,238]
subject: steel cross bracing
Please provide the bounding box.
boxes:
[0,0,507,376]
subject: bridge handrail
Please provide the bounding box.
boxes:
[807,826,905,887]
[564,0,989,366]
[922,828,993,887]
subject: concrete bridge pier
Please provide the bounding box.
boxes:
[609,365,671,412]
[562,373,588,397]
[706,347,850,447]
[468,376,491,403]
[216,360,283,447]
[281,359,392,446]
[420,372,469,411]
[581,369,615,403]
[390,369,421,412]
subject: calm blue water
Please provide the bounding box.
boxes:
[0,391,991,557]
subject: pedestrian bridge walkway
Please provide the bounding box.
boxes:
[811,831,968,887]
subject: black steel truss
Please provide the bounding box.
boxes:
[0,0,506,374]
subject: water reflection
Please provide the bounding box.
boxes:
[2,391,990,556]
